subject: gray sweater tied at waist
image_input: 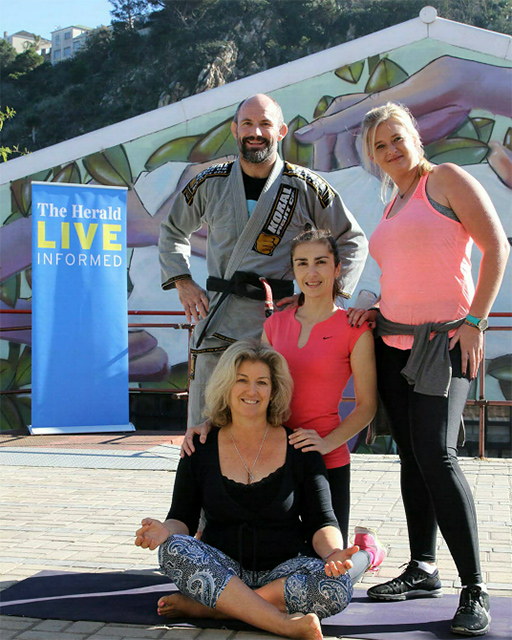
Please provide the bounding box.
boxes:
[375,313,465,397]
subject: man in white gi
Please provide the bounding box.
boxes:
[159,94,368,429]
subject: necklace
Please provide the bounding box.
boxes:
[229,424,269,484]
[398,174,418,199]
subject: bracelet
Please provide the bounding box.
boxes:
[323,549,342,562]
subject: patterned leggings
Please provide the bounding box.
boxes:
[159,534,369,619]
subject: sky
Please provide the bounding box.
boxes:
[1,0,113,40]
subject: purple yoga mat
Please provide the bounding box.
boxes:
[0,571,510,639]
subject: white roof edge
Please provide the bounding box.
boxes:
[51,26,93,33]
[506,38,512,61]
[1,12,510,185]
[429,16,511,58]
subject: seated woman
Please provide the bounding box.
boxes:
[136,340,385,640]
[182,228,377,549]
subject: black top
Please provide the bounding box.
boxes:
[166,427,338,571]
[242,171,267,201]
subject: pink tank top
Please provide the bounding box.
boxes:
[369,174,474,350]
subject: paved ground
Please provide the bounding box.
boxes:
[0,433,511,640]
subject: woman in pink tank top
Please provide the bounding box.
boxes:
[261,227,377,548]
[347,102,509,637]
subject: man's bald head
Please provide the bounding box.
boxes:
[233,94,284,129]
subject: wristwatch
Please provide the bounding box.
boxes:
[464,314,489,332]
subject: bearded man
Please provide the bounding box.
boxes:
[158,93,368,429]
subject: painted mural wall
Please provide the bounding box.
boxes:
[1,32,511,437]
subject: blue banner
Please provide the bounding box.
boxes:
[31,182,133,434]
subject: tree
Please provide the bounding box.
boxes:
[7,48,44,79]
[23,34,42,51]
[0,107,28,161]
[0,39,17,72]
[109,0,150,29]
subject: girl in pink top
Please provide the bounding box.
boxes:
[348,102,509,637]
[262,227,377,547]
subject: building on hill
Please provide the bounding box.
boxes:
[51,25,92,64]
[3,30,51,56]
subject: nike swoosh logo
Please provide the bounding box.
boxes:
[323,336,333,340]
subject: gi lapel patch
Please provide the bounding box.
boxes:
[182,162,233,205]
[283,162,335,208]
[253,185,298,255]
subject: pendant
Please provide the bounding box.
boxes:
[248,472,254,484]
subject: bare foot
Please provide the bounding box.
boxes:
[157,593,229,620]
[286,612,323,640]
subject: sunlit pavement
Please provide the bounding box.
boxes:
[0,434,510,640]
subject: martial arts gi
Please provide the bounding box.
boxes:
[159,157,368,427]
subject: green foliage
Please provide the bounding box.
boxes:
[0,39,17,70]
[434,0,512,36]
[109,0,150,28]
[0,107,28,161]
[6,48,45,78]
[1,0,510,152]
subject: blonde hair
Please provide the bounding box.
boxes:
[361,102,433,202]
[204,340,293,427]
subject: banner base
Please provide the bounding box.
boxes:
[28,424,135,435]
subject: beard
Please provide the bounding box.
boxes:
[239,136,274,164]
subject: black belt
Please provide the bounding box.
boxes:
[195,271,294,348]
[207,272,293,301]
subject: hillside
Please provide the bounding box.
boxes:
[1,0,511,154]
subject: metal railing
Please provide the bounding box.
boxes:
[466,312,511,458]
[1,309,510,457]
[127,310,194,397]
[0,308,194,397]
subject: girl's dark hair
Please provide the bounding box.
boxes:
[290,226,342,303]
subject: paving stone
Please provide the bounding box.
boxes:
[83,625,164,638]
[0,629,23,640]
[232,632,275,639]
[159,628,203,639]
[16,632,88,640]
[31,620,72,632]
[0,617,40,630]
[64,622,106,634]
[193,630,237,639]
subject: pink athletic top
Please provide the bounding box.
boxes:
[369,174,474,350]
[264,307,369,469]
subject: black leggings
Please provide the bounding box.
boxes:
[375,338,482,585]
[327,463,350,549]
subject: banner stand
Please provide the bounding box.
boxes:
[31,181,133,435]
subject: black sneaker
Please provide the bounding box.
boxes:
[367,560,442,601]
[451,585,491,636]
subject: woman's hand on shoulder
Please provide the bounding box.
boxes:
[289,428,332,456]
[275,293,300,309]
[347,307,378,330]
[324,544,359,577]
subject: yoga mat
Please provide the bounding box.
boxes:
[1,571,510,639]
